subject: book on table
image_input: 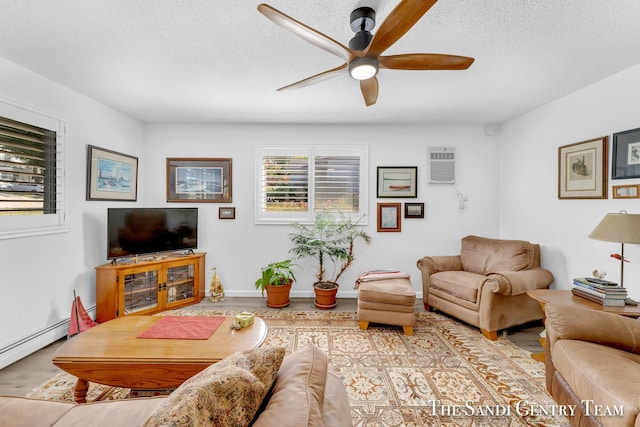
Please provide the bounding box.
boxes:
[572,277,627,306]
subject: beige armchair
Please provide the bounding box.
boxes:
[416,235,554,340]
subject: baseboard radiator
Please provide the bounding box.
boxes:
[0,305,96,369]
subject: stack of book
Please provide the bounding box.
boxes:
[572,277,627,306]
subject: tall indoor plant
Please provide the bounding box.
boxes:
[289,213,372,309]
[254,259,298,308]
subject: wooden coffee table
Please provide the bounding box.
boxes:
[52,315,267,403]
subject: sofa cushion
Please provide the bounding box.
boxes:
[460,235,534,274]
[552,339,640,427]
[0,396,74,427]
[54,396,168,427]
[143,346,285,427]
[252,345,329,427]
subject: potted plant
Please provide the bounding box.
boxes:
[289,213,372,309]
[254,259,299,308]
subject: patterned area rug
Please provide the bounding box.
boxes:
[27,310,570,426]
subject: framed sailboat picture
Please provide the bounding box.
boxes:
[86,145,138,201]
[376,166,418,198]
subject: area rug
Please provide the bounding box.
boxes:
[27,310,570,426]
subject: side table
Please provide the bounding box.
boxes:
[527,289,640,361]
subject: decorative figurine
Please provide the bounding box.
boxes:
[209,267,225,302]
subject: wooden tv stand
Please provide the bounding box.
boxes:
[96,252,206,323]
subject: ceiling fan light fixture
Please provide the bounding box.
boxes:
[349,57,378,80]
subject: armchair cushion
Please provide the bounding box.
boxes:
[460,235,535,274]
[430,271,487,304]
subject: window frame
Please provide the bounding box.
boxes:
[0,97,69,239]
[255,145,368,224]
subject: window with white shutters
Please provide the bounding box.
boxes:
[255,146,367,224]
[0,100,68,239]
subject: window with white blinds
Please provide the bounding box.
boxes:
[0,99,68,239]
[255,145,367,224]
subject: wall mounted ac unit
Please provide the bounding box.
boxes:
[428,147,456,184]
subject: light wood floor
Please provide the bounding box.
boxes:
[0,297,543,397]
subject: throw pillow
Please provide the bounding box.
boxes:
[143,346,285,427]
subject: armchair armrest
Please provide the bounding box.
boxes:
[487,268,553,296]
[416,256,463,275]
[545,303,640,355]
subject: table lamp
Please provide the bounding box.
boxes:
[588,211,640,297]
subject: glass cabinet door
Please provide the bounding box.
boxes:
[165,263,195,306]
[122,269,160,315]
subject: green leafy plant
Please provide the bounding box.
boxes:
[254,259,299,295]
[288,213,372,288]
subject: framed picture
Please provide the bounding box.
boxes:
[404,202,425,218]
[166,158,232,203]
[612,127,640,179]
[219,207,236,219]
[377,203,401,232]
[612,184,640,199]
[377,166,418,198]
[558,137,608,199]
[86,145,138,201]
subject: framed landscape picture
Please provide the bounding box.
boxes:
[612,127,640,179]
[558,137,607,199]
[86,145,138,201]
[377,166,418,198]
[166,158,232,203]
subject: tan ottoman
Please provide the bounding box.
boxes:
[356,271,416,336]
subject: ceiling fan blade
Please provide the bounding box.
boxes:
[379,53,474,70]
[277,63,348,91]
[360,77,379,107]
[366,0,438,57]
[258,4,354,62]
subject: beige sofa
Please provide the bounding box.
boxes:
[417,235,554,339]
[545,303,640,427]
[0,345,351,427]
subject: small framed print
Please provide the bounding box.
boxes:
[86,145,138,201]
[219,207,236,219]
[404,202,425,218]
[558,137,608,199]
[612,184,640,199]
[166,158,232,203]
[612,127,640,179]
[377,166,418,198]
[377,203,401,232]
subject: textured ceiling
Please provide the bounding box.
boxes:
[1,0,640,125]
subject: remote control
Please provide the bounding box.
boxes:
[585,277,618,286]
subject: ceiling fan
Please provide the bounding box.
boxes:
[257,0,474,107]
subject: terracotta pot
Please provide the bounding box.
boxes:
[314,283,338,310]
[266,282,292,308]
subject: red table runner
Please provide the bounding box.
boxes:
[137,316,226,340]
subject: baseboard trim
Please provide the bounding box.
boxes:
[0,305,96,369]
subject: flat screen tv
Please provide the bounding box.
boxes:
[107,208,198,259]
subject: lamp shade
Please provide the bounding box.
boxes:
[588,212,640,244]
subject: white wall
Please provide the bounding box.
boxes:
[0,58,144,367]
[499,63,640,300]
[144,123,500,298]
